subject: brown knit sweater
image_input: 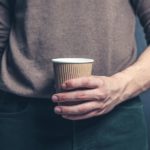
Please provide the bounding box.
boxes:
[0,0,150,98]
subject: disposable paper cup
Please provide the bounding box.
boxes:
[52,58,94,92]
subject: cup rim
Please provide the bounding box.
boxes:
[51,58,94,64]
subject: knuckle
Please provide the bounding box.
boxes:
[59,94,67,101]
[89,76,94,81]
[97,86,108,97]
[82,77,92,86]
[61,107,68,114]
[96,91,107,100]
[100,92,107,99]
[93,103,99,110]
[93,95,99,101]
[99,103,105,110]
[65,80,74,88]
[76,93,86,100]
[61,107,65,113]
[78,106,84,113]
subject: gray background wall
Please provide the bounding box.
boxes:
[136,18,150,148]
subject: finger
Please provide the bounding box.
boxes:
[61,76,103,90]
[54,101,104,115]
[62,109,101,120]
[52,89,105,103]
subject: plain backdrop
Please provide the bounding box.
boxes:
[135,18,150,148]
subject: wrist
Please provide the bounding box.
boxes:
[111,69,143,100]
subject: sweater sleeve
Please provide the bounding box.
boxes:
[0,0,12,57]
[131,0,150,45]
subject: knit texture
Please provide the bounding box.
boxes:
[0,0,150,98]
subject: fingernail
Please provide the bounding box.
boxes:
[52,95,58,102]
[54,107,62,114]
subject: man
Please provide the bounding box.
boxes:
[0,0,149,150]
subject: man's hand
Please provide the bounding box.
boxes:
[51,75,130,120]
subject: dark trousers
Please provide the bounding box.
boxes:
[0,90,148,150]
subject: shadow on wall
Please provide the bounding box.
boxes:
[135,18,150,148]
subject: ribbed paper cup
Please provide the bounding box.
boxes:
[52,58,94,92]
